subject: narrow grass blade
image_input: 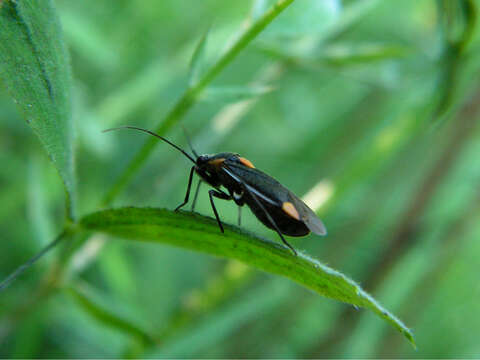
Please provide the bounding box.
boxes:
[66,284,155,345]
[189,26,210,86]
[200,85,274,104]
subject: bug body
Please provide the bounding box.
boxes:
[105,127,327,255]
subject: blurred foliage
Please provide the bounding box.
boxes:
[1,0,480,358]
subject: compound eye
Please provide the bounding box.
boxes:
[197,155,209,165]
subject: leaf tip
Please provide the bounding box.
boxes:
[405,328,416,349]
[188,25,212,86]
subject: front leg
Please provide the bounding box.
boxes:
[208,189,231,233]
[174,166,195,212]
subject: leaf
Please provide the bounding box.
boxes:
[151,278,291,357]
[259,0,342,38]
[200,85,274,104]
[188,26,210,86]
[80,207,415,347]
[258,42,409,67]
[320,43,410,66]
[251,0,270,21]
[66,283,155,345]
[0,0,75,219]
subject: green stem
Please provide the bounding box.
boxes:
[101,0,295,205]
[0,230,67,291]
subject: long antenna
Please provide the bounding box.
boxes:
[103,126,196,163]
[181,125,199,158]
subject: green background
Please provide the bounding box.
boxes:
[1,0,480,357]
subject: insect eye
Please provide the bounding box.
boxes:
[197,155,208,165]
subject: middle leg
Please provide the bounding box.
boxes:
[208,189,231,233]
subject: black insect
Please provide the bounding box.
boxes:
[104,126,327,255]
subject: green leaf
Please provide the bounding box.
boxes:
[80,207,415,347]
[66,283,155,345]
[188,26,210,86]
[320,43,410,66]
[258,42,409,67]
[0,0,75,219]
[200,85,274,104]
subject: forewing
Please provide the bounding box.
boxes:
[225,162,327,235]
[290,193,327,236]
[223,163,285,206]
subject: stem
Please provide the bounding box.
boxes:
[0,230,67,291]
[101,0,296,205]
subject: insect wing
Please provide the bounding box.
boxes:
[222,163,284,206]
[224,162,327,235]
[290,194,327,236]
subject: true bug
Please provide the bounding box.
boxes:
[104,126,327,255]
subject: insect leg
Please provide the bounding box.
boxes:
[191,179,202,212]
[237,206,242,226]
[243,185,297,256]
[174,166,195,212]
[208,189,231,233]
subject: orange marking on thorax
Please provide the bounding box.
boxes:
[282,202,300,220]
[239,157,255,168]
[209,158,225,167]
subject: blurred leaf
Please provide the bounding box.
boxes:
[27,156,56,246]
[432,0,477,124]
[439,0,476,49]
[157,260,254,343]
[80,207,415,347]
[258,42,409,67]
[189,26,210,86]
[200,85,274,104]
[0,0,75,219]
[320,43,410,65]
[260,0,342,38]
[59,8,118,70]
[251,0,270,20]
[66,284,155,345]
[322,0,380,42]
[9,310,44,358]
[152,278,291,358]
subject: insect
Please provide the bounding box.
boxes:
[104,126,327,255]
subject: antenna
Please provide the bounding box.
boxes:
[181,125,199,158]
[103,126,196,163]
